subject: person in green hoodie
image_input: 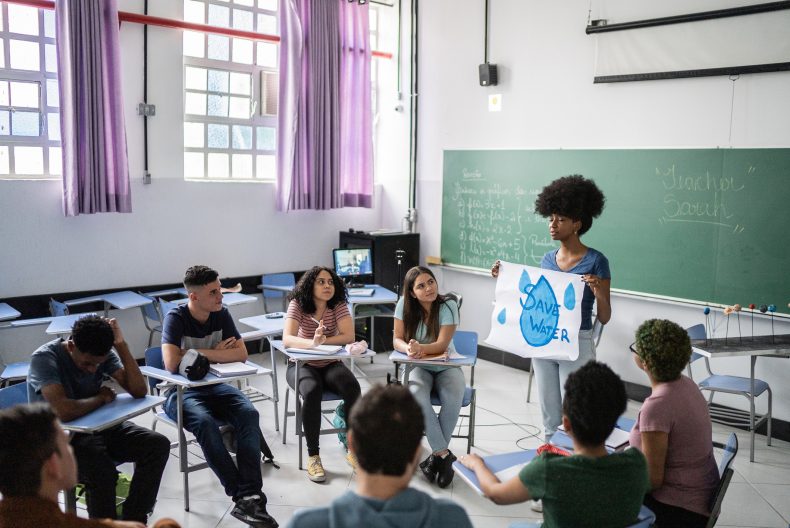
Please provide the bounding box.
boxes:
[287,383,473,528]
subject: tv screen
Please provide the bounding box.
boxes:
[333,248,373,278]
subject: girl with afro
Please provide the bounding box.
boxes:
[492,175,611,440]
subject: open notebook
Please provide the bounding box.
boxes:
[209,362,258,377]
[286,344,343,355]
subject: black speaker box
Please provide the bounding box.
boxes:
[479,63,498,86]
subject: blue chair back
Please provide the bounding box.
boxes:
[453,330,478,362]
[0,382,29,408]
[687,324,706,363]
[139,294,161,323]
[262,273,295,300]
[629,505,656,528]
[719,432,738,475]
[144,346,165,393]
[159,299,180,319]
[50,298,69,316]
[707,433,738,528]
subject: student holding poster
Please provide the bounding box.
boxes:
[492,175,611,440]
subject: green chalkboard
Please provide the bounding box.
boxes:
[441,149,790,311]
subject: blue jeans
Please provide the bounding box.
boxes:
[407,365,466,452]
[533,329,596,439]
[165,384,264,501]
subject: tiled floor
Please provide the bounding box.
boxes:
[102,351,789,527]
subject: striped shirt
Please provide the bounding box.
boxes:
[286,299,351,367]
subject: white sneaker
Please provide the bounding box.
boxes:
[307,455,326,483]
[530,499,543,513]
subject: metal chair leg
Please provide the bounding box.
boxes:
[527,362,534,403]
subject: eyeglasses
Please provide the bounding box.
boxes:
[629,342,638,354]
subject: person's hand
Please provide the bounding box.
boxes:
[459,453,484,471]
[99,386,116,404]
[214,337,238,350]
[407,339,423,358]
[105,318,125,346]
[312,321,327,347]
[490,260,501,278]
[581,274,603,296]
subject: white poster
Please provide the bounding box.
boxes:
[485,261,584,360]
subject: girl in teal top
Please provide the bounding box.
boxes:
[393,266,463,489]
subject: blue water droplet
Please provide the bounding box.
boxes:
[519,269,532,293]
[519,275,560,347]
[497,308,506,324]
[563,282,576,310]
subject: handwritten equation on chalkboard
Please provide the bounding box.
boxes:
[447,168,558,268]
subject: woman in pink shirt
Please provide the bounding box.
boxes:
[629,319,720,528]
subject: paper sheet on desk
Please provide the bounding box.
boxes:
[419,350,465,361]
[495,462,528,483]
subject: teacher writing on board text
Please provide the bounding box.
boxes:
[492,175,611,440]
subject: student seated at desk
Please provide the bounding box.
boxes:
[393,266,461,488]
[0,403,180,528]
[26,316,170,524]
[460,362,650,528]
[282,266,361,483]
[161,265,278,528]
[629,319,719,528]
[287,384,473,528]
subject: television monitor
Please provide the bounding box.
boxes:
[333,247,373,285]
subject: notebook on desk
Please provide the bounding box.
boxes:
[209,362,258,377]
[348,288,375,297]
[286,344,343,355]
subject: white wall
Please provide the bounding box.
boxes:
[413,0,790,420]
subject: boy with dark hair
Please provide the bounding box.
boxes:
[161,265,278,528]
[460,361,650,528]
[287,384,472,528]
[27,316,170,524]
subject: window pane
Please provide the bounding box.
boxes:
[47,112,59,140]
[8,4,39,36]
[0,8,4,32]
[228,96,249,118]
[207,94,229,117]
[236,0,254,6]
[184,152,205,178]
[257,14,277,35]
[14,145,43,174]
[0,81,8,106]
[0,111,9,135]
[232,153,252,178]
[207,69,229,93]
[232,125,252,149]
[369,8,377,29]
[44,43,57,73]
[232,38,253,64]
[256,154,275,179]
[183,31,204,58]
[11,111,40,136]
[229,72,251,95]
[10,40,40,71]
[184,122,204,148]
[256,42,277,67]
[258,0,277,10]
[183,0,205,24]
[0,146,8,174]
[49,146,62,175]
[208,4,230,27]
[207,123,229,148]
[256,126,276,150]
[233,9,253,31]
[207,152,229,178]
[207,35,229,61]
[10,82,39,108]
[185,92,207,115]
[46,79,59,107]
[43,9,55,38]
[185,66,207,90]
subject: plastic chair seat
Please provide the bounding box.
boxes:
[699,375,770,396]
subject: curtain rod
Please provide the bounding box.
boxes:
[1,0,393,59]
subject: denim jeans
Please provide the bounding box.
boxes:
[71,421,170,522]
[165,383,265,501]
[533,329,596,439]
[407,365,466,452]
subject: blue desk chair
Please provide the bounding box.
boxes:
[260,272,295,313]
[430,330,477,454]
[138,294,163,348]
[686,324,771,462]
[706,433,738,528]
[50,298,69,316]
[0,381,28,408]
[0,362,30,388]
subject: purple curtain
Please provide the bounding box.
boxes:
[56,0,131,216]
[276,0,372,211]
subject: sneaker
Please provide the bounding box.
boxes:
[419,454,438,483]
[307,455,326,482]
[231,495,279,528]
[530,499,543,513]
[436,451,457,489]
[345,450,358,471]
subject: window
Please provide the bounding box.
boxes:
[183,0,279,181]
[0,4,61,179]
